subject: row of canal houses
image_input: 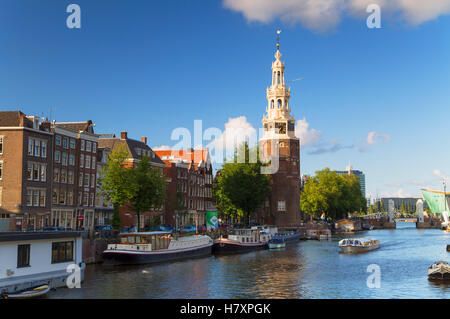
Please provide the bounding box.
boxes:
[0,111,214,233]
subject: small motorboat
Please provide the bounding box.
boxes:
[4,284,50,299]
[338,238,380,254]
[268,238,286,249]
[428,261,450,282]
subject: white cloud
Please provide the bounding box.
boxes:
[223,0,450,32]
[366,131,391,145]
[209,116,257,154]
[380,188,413,198]
[433,169,450,180]
[295,117,322,147]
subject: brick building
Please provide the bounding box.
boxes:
[50,120,99,230]
[155,148,213,229]
[256,41,302,227]
[0,111,54,231]
[95,146,113,225]
[98,132,166,230]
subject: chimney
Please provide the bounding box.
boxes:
[141,136,147,144]
[121,131,127,140]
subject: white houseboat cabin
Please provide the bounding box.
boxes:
[0,231,85,295]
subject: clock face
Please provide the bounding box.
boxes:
[275,122,286,134]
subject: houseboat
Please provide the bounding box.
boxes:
[271,229,301,242]
[212,226,277,255]
[268,238,286,249]
[102,231,213,265]
[0,231,85,297]
[428,261,450,282]
[338,238,380,254]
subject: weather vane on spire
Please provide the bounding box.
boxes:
[276,30,282,49]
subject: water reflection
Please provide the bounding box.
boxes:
[48,223,450,299]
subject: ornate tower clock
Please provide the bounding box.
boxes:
[258,33,301,227]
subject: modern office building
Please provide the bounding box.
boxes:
[335,166,366,198]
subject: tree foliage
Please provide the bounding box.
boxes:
[99,145,166,231]
[300,168,367,220]
[128,156,166,230]
[214,143,271,227]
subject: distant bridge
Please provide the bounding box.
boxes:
[360,213,417,222]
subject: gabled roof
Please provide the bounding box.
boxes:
[98,136,165,166]
[154,149,211,170]
[0,111,33,127]
[54,120,95,134]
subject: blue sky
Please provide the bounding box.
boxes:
[0,0,449,199]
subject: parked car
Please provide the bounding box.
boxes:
[151,225,174,232]
[180,225,196,233]
[95,225,113,237]
[40,226,64,231]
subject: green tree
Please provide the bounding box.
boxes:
[400,202,406,215]
[129,156,167,231]
[300,168,366,220]
[98,145,136,230]
[406,202,411,215]
[215,143,271,227]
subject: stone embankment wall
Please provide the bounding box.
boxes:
[416,218,442,229]
[82,238,109,264]
[367,218,396,229]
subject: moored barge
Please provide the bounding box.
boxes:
[213,226,277,255]
[103,231,213,265]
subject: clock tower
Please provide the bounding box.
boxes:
[258,33,301,227]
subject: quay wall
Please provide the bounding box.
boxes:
[416,218,442,229]
[367,219,396,229]
[82,238,108,264]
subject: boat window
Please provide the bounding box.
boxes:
[147,236,152,243]
[135,236,141,244]
[121,236,127,244]
[128,236,135,244]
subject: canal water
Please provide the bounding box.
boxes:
[48,222,450,299]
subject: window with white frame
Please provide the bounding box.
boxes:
[41,141,47,158]
[28,138,33,155]
[86,141,91,152]
[92,142,97,153]
[91,174,95,188]
[55,135,61,146]
[68,170,73,184]
[80,140,85,151]
[34,140,40,157]
[62,152,67,166]
[62,137,68,149]
[70,138,75,149]
[277,200,286,212]
[84,173,89,187]
[80,154,84,168]
[69,154,75,166]
[92,157,96,169]
[79,173,83,187]
[54,150,61,163]
[53,168,60,182]
[85,155,91,169]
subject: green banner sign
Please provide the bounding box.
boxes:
[206,210,218,231]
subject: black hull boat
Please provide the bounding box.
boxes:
[212,238,267,255]
[103,244,212,265]
[213,226,278,255]
[102,231,213,266]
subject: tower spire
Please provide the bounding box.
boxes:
[276,30,281,50]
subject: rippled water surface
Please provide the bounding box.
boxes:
[48,222,450,299]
